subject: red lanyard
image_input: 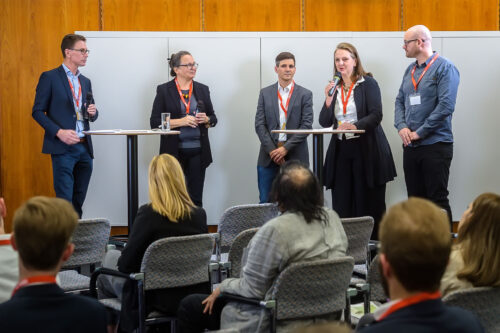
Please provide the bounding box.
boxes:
[340,80,356,115]
[0,239,10,246]
[67,77,82,109]
[378,291,441,321]
[11,275,57,297]
[175,79,193,114]
[411,53,439,92]
[277,81,295,119]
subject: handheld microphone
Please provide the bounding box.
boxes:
[196,100,205,115]
[328,72,342,97]
[84,91,93,120]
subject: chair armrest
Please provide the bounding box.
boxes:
[89,267,144,298]
[221,292,276,309]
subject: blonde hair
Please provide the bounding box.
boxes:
[457,192,500,287]
[148,154,195,222]
[13,196,78,270]
[379,197,451,292]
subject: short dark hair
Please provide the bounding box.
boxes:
[270,160,328,224]
[61,34,86,58]
[379,198,451,292]
[169,51,192,77]
[275,52,295,67]
[13,196,78,271]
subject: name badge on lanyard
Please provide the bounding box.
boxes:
[409,93,421,105]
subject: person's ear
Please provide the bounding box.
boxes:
[380,253,392,279]
[274,66,279,74]
[61,243,75,262]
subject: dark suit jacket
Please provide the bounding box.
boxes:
[319,76,396,189]
[255,82,313,167]
[32,65,98,158]
[150,79,217,169]
[358,298,484,333]
[0,284,107,333]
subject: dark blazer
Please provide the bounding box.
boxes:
[118,204,209,314]
[255,82,313,167]
[150,79,217,169]
[0,284,107,333]
[32,65,98,158]
[358,298,484,333]
[319,76,396,189]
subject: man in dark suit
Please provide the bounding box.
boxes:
[32,34,98,217]
[255,52,313,203]
[0,196,107,332]
[358,198,483,333]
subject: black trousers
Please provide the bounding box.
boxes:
[178,148,206,207]
[177,294,227,333]
[403,142,453,226]
[331,138,387,240]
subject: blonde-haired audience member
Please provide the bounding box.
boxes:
[98,154,208,315]
[440,192,500,296]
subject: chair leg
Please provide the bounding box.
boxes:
[345,290,353,325]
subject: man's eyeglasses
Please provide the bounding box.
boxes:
[178,63,199,69]
[70,48,90,55]
[403,39,418,46]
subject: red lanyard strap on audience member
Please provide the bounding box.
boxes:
[378,291,441,321]
[277,81,295,119]
[0,239,11,246]
[11,275,57,297]
[67,77,82,109]
[411,53,439,92]
[175,79,193,114]
[341,80,356,115]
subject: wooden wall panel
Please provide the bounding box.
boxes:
[305,0,401,31]
[101,0,201,31]
[404,0,499,31]
[204,0,302,31]
[0,0,100,232]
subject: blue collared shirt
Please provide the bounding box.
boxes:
[394,52,460,146]
[62,63,85,138]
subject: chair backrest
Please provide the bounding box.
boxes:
[227,228,259,278]
[62,218,111,269]
[140,233,215,290]
[341,217,374,265]
[218,203,279,252]
[270,256,355,320]
[443,286,500,331]
[367,254,387,302]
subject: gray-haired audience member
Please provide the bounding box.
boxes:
[177,160,348,332]
[357,198,483,333]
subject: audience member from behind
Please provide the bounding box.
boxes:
[178,160,348,332]
[0,197,19,303]
[441,192,500,296]
[358,198,483,332]
[98,154,208,315]
[0,196,107,332]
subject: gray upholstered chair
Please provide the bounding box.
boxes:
[59,218,111,293]
[341,216,374,279]
[90,233,216,333]
[443,286,500,332]
[222,227,259,279]
[222,256,355,333]
[354,254,388,315]
[216,203,279,260]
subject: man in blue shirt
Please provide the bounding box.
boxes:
[394,25,459,225]
[32,34,98,217]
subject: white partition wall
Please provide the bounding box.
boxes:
[79,31,500,225]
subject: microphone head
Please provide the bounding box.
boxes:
[333,72,342,81]
[197,100,205,112]
[86,91,93,103]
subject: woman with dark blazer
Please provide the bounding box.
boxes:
[319,42,396,239]
[150,51,217,207]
